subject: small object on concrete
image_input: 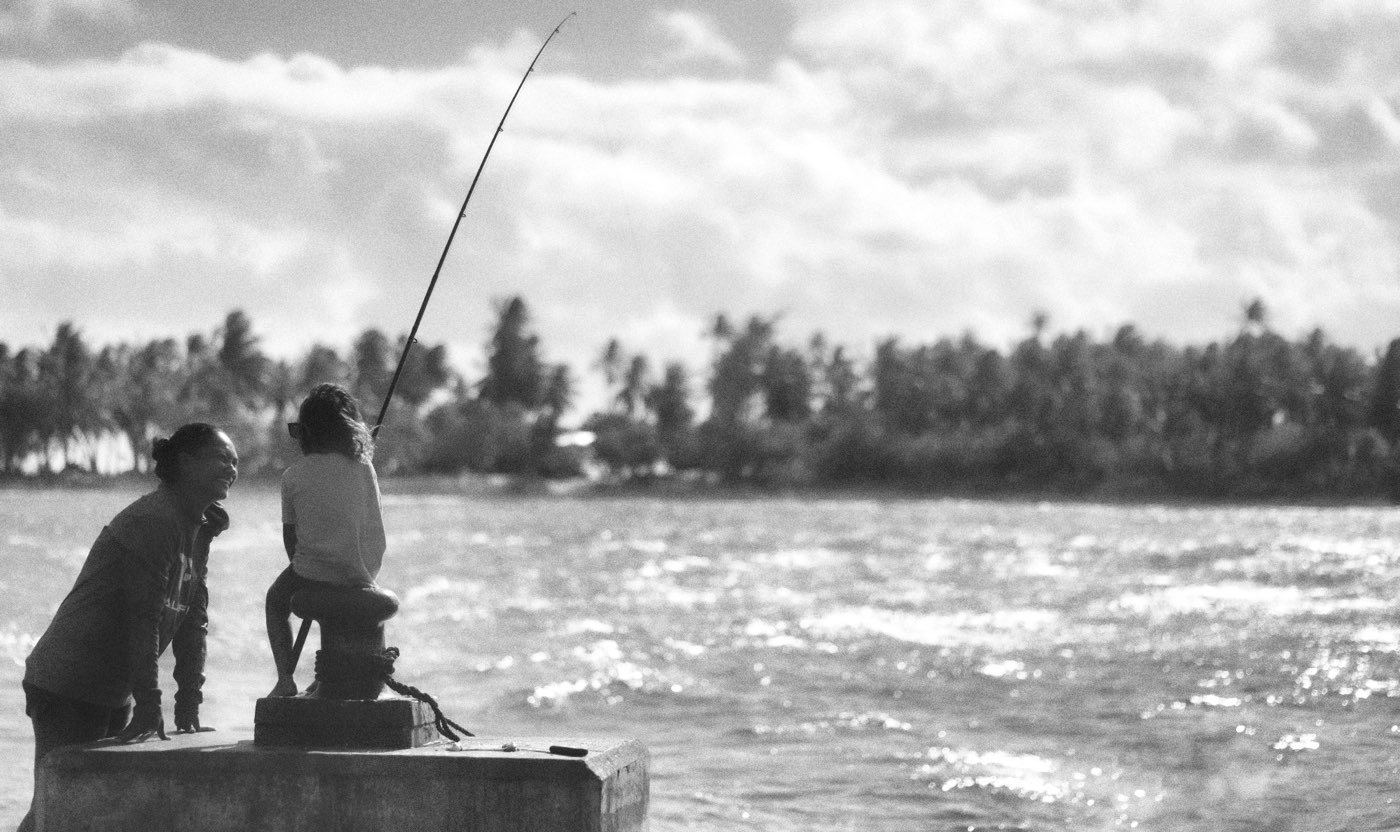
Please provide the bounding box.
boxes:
[497,741,590,757]
[253,694,437,749]
[37,731,649,832]
[291,583,400,700]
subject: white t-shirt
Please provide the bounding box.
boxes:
[282,453,386,585]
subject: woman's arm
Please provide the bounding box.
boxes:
[117,530,174,741]
[172,504,225,732]
[171,578,208,731]
[283,524,297,560]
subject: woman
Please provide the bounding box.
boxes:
[18,423,238,832]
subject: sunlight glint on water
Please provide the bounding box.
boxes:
[4,486,1400,830]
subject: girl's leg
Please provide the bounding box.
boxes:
[264,566,301,697]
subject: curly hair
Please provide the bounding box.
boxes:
[151,423,225,483]
[297,383,373,462]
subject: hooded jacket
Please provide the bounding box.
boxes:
[24,487,229,711]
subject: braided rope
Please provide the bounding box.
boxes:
[313,646,475,741]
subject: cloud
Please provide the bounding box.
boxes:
[0,37,871,365]
[779,0,1400,341]
[4,0,1400,419]
[655,10,745,70]
[1,43,497,351]
[0,0,134,41]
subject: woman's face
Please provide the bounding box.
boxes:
[177,431,239,503]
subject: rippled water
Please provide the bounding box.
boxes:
[5,485,1400,830]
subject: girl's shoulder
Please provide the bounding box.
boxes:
[288,453,373,475]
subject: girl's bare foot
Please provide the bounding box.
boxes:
[267,678,298,697]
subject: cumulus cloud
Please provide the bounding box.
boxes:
[782,0,1400,344]
[4,0,1400,414]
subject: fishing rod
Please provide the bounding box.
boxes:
[371,10,576,435]
[288,13,575,673]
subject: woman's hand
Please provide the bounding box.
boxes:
[116,699,169,743]
[175,702,215,733]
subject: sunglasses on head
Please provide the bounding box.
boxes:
[286,422,303,439]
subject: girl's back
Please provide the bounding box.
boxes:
[283,453,385,586]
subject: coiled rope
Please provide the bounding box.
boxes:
[313,646,475,741]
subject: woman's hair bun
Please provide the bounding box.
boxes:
[151,423,221,483]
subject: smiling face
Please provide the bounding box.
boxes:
[177,431,240,504]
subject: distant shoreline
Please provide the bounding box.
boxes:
[1,469,1391,509]
[571,475,1396,508]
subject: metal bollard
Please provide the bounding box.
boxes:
[290,584,400,700]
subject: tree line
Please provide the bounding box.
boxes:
[5,298,1400,499]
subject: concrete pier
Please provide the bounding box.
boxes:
[36,731,650,832]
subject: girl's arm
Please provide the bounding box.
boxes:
[283,524,297,560]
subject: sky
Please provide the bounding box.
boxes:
[4,0,1400,408]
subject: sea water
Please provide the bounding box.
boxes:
[3,484,1400,831]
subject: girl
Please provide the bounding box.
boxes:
[265,383,386,697]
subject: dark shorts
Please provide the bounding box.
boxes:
[24,681,129,727]
[21,683,132,832]
[23,680,132,749]
[266,565,340,612]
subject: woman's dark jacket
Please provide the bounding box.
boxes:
[24,487,229,713]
